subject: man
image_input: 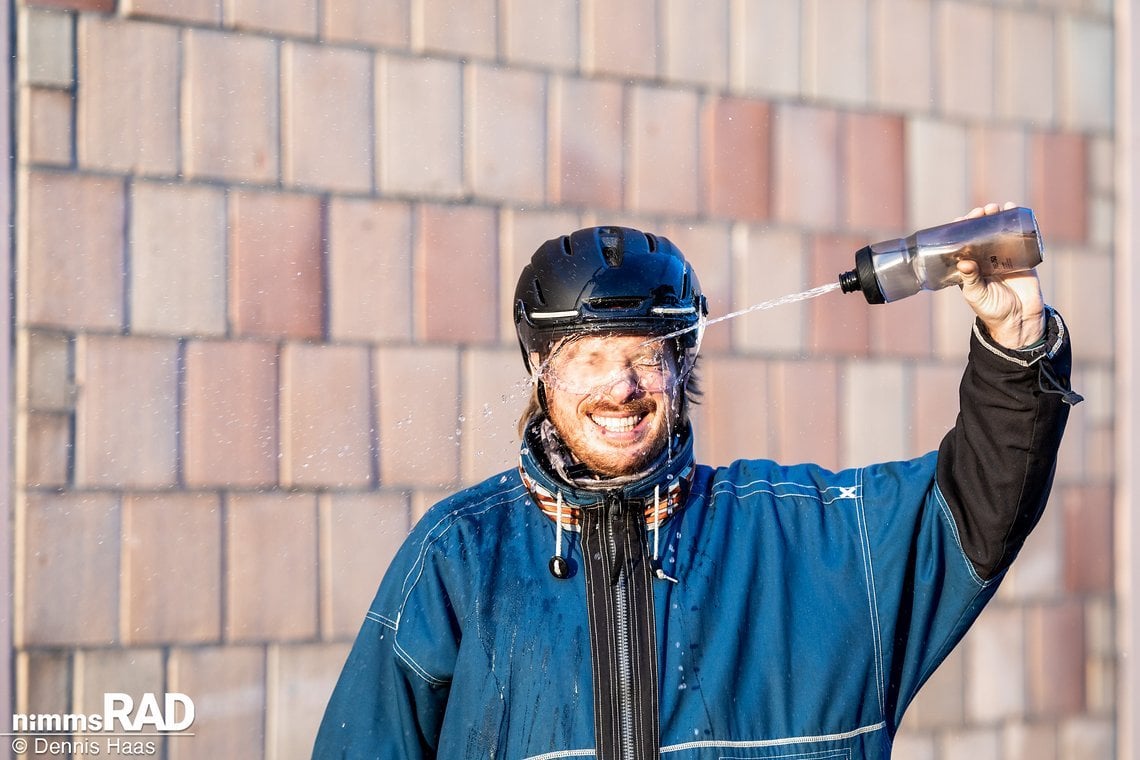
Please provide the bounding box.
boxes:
[314,203,1080,759]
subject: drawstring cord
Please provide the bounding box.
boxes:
[652,485,678,583]
[548,491,570,579]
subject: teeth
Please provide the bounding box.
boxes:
[590,414,642,433]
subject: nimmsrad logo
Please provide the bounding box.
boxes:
[11,693,195,733]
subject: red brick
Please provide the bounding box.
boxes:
[227,493,318,641]
[123,493,222,643]
[499,208,583,341]
[122,0,221,23]
[19,87,72,166]
[18,411,70,487]
[416,204,498,343]
[803,0,868,105]
[627,85,699,215]
[26,0,114,11]
[870,0,932,112]
[663,0,728,87]
[75,335,178,487]
[467,64,546,203]
[328,198,414,342]
[911,364,960,453]
[183,340,278,488]
[965,605,1025,721]
[582,0,658,78]
[183,29,278,183]
[417,0,496,58]
[549,75,624,211]
[77,16,178,173]
[282,42,373,192]
[659,221,732,353]
[731,226,808,354]
[228,0,316,36]
[270,643,352,757]
[323,0,409,48]
[841,111,905,233]
[1062,485,1113,593]
[1029,131,1088,244]
[841,361,906,467]
[375,346,460,487]
[324,492,410,639]
[168,646,265,760]
[700,355,769,465]
[870,290,932,360]
[702,96,771,221]
[230,190,324,339]
[130,181,227,336]
[280,343,375,489]
[377,55,463,197]
[20,171,124,330]
[768,359,840,469]
[773,103,839,228]
[971,125,1028,210]
[808,235,870,356]
[20,492,120,646]
[503,0,577,69]
[1026,602,1086,717]
[461,348,527,482]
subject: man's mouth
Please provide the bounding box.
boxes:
[588,412,648,434]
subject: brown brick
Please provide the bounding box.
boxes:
[77,17,178,174]
[227,493,319,642]
[906,118,968,230]
[328,198,413,342]
[769,359,839,469]
[122,0,221,23]
[702,97,771,221]
[932,287,977,362]
[415,204,498,343]
[549,76,624,211]
[911,364,960,453]
[998,495,1062,603]
[841,361,906,468]
[18,330,72,411]
[74,648,164,717]
[731,0,800,98]
[905,644,965,729]
[870,291,932,360]
[582,0,658,79]
[280,343,375,489]
[19,87,72,166]
[376,346,460,487]
[131,181,227,336]
[416,0,496,58]
[1029,131,1088,244]
[19,7,74,87]
[377,55,463,197]
[1027,602,1086,717]
[467,64,546,203]
[940,729,1001,760]
[773,103,839,228]
[890,732,935,760]
[20,170,125,330]
[183,29,279,183]
[283,42,373,192]
[971,125,1028,210]
[808,235,870,356]
[411,487,453,523]
[965,604,1025,721]
[1058,718,1113,760]
[936,2,994,120]
[323,0,409,48]
[228,0,317,36]
[841,111,905,233]
[659,221,732,353]
[732,226,808,354]
[17,650,70,716]
[75,335,179,487]
[803,0,868,105]
[324,492,410,638]
[229,189,324,339]
[25,0,113,15]
[18,411,70,487]
[498,208,583,341]
[627,85,699,215]
[168,646,265,760]
[20,492,119,646]
[663,0,727,87]
[700,355,769,465]
[870,0,932,112]
[184,340,279,488]
[1062,485,1113,593]
[123,492,223,644]
[461,348,527,483]
[269,643,351,759]
[1003,723,1058,760]
[995,9,1055,126]
[502,0,577,69]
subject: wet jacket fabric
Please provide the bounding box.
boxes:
[313,310,1076,760]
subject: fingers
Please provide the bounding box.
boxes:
[955,201,1019,221]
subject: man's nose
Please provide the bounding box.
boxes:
[601,369,642,401]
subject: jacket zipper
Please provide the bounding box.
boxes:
[605,494,637,760]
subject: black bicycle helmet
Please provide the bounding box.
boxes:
[513,226,708,375]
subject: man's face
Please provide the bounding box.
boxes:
[539,335,681,477]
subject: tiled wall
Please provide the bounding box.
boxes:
[11,0,1116,758]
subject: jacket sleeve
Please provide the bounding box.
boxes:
[936,305,1081,581]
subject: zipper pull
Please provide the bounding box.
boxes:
[654,567,679,584]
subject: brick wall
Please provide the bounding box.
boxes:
[10,0,1116,758]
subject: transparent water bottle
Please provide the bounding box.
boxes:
[838,207,1044,303]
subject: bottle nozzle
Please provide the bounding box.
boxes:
[838,246,886,304]
[838,269,861,294]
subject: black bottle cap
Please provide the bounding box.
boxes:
[838,246,885,304]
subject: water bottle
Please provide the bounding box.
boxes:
[838,207,1044,303]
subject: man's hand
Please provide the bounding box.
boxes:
[955,201,1047,350]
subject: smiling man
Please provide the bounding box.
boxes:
[314,210,1081,760]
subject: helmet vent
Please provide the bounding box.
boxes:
[560,235,573,256]
[533,278,547,305]
[589,296,642,311]
[645,233,658,252]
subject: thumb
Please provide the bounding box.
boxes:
[956,259,985,303]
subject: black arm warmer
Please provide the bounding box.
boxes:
[936,307,1081,581]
